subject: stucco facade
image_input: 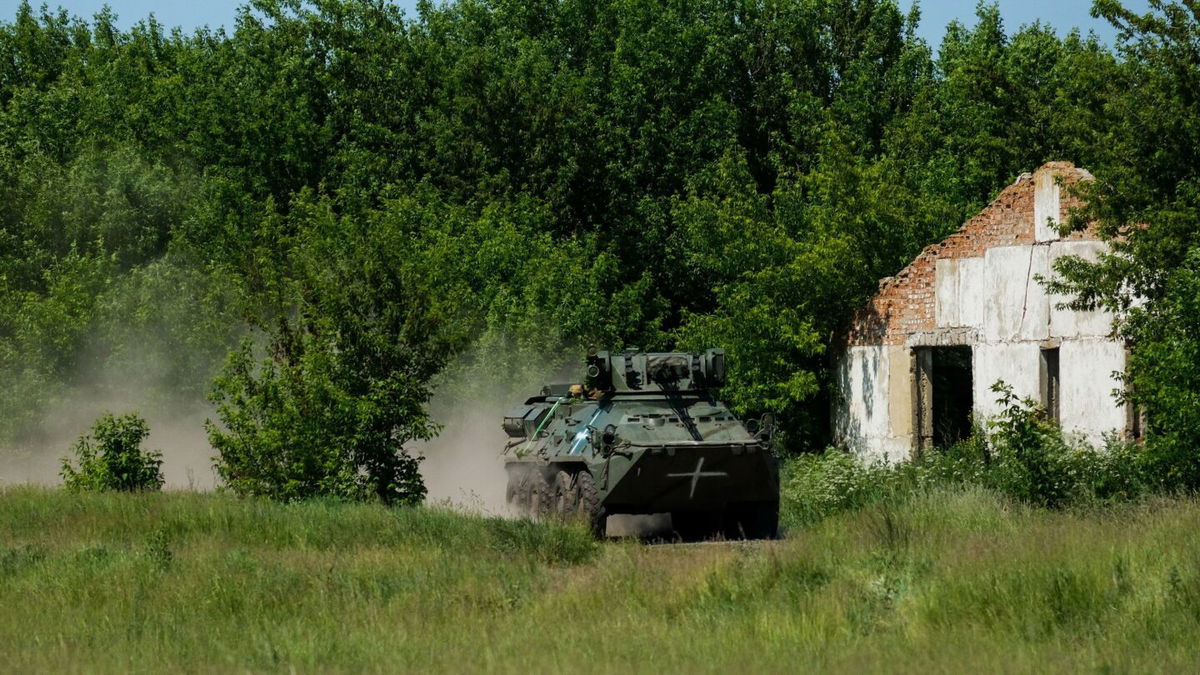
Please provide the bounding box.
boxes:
[833,162,1129,462]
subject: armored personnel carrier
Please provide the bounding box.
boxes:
[502,348,779,539]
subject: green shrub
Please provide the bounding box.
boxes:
[1075,433,1152,501]
[900,430,991,490]
[781,450,896,526]
[983,383,1082,508]
[783,386,1157,527]
[207,337,429,506]
[60,413,163,492]
[983,383,1152,506]
[206,195,471,507]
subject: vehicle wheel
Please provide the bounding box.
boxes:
[725,500,779,540]
[575,471,606,538]
[761,500,781,539]
[528,471,552,521]
[553,470,578,519]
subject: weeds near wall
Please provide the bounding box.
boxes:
[783,382,1153,527]
[985,382,1080,508]
[984,383,1151,507]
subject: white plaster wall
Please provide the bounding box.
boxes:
[936,257,986,330]
[841,228,1127,461]
[834,346,912,463]
[984,245,1050,342]
[1019,246,1051,341]
[935,258,959,327]
[1060,340,1126,445]
[838,336,1127,460]
[958,257,986,329]
[973,342,1042,421]
[982,246,1023,341]
[871,436,914,464]
[834,346,889,448]
[1049,241,1112,339]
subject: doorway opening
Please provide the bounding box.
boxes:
[914,346,974,453]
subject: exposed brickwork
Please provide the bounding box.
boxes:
[844,162,1098,347]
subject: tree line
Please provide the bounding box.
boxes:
[1,0,1197,502]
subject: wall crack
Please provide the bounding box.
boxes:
[1018,244,1035,336]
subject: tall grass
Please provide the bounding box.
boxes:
[3,487,1200,672]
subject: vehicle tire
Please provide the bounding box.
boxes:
[761,500,781,539]
[553,470,578,519]
[575,470,606,538]
[725,500,779,540]
[528,471,552,521]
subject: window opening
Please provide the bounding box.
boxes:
[1040,347,1060,423]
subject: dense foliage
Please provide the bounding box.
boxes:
[1048,1,1200,492]
[783,386,1151,525]
[59,413,163,492]
[0,0,1197,498]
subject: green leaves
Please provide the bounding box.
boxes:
[0,0,1174,470]
[205,195,462,505]
[60,412,164,492]
[671,138,958,442]
[1046,3,1200,492]
[207,334,434,505]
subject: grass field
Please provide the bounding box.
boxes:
[3,487,1200,673]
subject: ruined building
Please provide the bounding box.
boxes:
[833,162,1132,461]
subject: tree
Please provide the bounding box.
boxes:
[0,0,1142,464]
[206,194,470,504]
[1049,0,1200,488]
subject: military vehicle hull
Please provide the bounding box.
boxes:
[502,350,780,540]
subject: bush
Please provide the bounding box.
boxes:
[899,430,991,490]
[782,384,1156,527]
[983,383,1082,508]
[781,450,897,526]
[781,442,991,529]
[207,335,430,506]
[60,413,163,492]
[984,383,1152,506]
[206,197,468,507]
[1083,433,1152,501]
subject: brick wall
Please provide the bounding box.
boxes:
[844,162,1097,347]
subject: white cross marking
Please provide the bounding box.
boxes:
[667,456,728,499]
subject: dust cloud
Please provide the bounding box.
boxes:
[416,349,579,515]
[606,514,674,538]
[415,403,678,537]
[415,398,511,514]
[415,351,679,540]
[0,388,218,490]
[0,353,220,490]
[2,337,627,509]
